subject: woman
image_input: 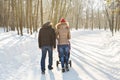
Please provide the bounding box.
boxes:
[56,18,71,72]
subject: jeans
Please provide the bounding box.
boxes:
[58,45,69,68]
[41,46,53,72]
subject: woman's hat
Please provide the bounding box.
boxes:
[60,18,66,23]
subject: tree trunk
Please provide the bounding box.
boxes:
[40,0,43,26]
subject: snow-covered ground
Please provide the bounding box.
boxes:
[0,29,120,80]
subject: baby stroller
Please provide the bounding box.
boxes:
[56,42,72,67]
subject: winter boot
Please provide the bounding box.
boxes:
[66,65,69,71]
[41,71,45,74]
[48,66,53,70]
[62,68,65,73]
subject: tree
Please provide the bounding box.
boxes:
[103,0,120,35]
[40,0,43,26]
[1,0,119,36]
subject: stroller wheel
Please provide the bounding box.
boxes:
[56,61,59,67]
[69,60,72,67]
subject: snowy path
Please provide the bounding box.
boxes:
[0,30,120,80]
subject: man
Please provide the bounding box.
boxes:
[56,18,71,72]
[38,22,56,74]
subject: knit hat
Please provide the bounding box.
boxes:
[60,18,66,23]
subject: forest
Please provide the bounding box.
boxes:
[0,0,119,36]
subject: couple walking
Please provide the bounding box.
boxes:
[38,18,71,74]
